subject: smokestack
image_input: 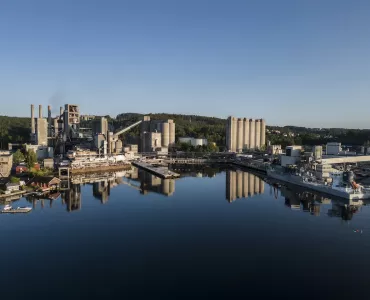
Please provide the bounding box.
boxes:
[31,104,35,134]
[60,106,63,118]
[39,105,42,118]
[48,105,52,137]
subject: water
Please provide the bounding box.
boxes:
[1,167,370,299]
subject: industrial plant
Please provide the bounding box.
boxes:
[226,116,266,152]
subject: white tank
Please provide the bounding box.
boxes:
[231,117,237,152]
[243,172,249,198]
[237,171,243,198]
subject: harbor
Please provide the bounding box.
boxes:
[132,161,180,179]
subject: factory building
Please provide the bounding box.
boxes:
[140,116,175,153]
[226,116,266,152]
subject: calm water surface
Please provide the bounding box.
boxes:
[1,167,370,299]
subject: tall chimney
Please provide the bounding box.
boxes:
[31,104,35,134]
[60,106,63,118]
[48,105,52,137]
[39,105,42,118]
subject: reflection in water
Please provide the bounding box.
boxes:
[16,167,367,221]
[226,170,265,202]
[280,185,363,220]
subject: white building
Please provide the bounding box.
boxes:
[280,146,302,167]
[178,137,208,147]
[326,143,342,155]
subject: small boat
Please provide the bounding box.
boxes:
[1,206,32,213]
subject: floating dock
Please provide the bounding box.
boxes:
[132,161,180,179]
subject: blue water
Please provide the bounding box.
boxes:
[1,169,370,299]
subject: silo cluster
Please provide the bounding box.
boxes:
[226,116,266,152]
[226,170,265,202]
[140,116,175,152]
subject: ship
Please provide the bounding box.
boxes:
[267,167,370,200]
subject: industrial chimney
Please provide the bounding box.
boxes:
[60,106,63,118]
[31,104,35,134]
[39,105,42,118]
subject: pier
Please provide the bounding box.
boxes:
[132,161,180,179]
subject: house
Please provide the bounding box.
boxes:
[15,164,28,174]
[28,176,61,191]
[5,182,20,192]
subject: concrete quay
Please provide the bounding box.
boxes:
[132,161,180,179]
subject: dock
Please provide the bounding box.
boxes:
[132,161,180,179]
[0,190,27,200]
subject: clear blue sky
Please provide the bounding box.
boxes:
[1,0,369,128]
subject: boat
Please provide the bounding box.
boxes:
[1,206,32,213]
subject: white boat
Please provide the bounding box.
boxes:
[1,206,32,213]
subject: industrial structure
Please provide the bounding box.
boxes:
[226,116,266,152]
[0,151,13,177]
[178,137,208,147]
[140,116,175,153]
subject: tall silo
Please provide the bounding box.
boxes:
[243,172,249,198]
[115,140,123,153]
[249,119,255,149]
[162,179,170,196]
[161,122,170,147]
[232,117,237,152]
[255,119,261,149]
[237,118,243,153]
[169,179,175,196]
[243,118,250,150]
[249,173,255,196]
[260,119,266,149]
[231,171,237,202]
[260,179,265,194]
[169,120,175,146]
[237,171,243,198]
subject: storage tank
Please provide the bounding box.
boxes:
[115,140,123,153]
[255,176,260,194]
[260,119,266,148]
[249,119,255,149]
[169,179,175,196]
[161,122,170,147]
[237,118,243,153]
[260,178,264,194]
[255,119,261,149]
[232,117,237,152]
[169,120,175,145]
[232,171,237,201]
[162,179,170,196]
[243,118,250,150]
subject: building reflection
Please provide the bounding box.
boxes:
[62,184,81,212]
[226,170,265,202]
[124,168,175,196]
[280,185,362,220]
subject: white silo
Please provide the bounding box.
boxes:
[161,122,170,147]
[249,173,255,196]
[237,171,243,198]
[169,120,175,145]
[237,118,243,153]
[243,172,249,198]
[260,119,266,148]
[255,119,261,149]
[249,119,255,149]
[115,140,123,153]
[232,117,237,152]
[243,118,249,150]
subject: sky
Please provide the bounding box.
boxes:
[0,0,370,128]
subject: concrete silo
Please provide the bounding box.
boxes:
[232,117,237,152]
[260,119,266,149]
[255,175,260,194]
[243,118,249,150]
[249,119,255,149]
[237,118,243,153]
[169,120,175,146]
[161,122,170,147]
[255,119,261,149]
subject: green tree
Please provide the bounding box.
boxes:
[25,149,37,169]
[13,149,25,164]
[10,176,20,183]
